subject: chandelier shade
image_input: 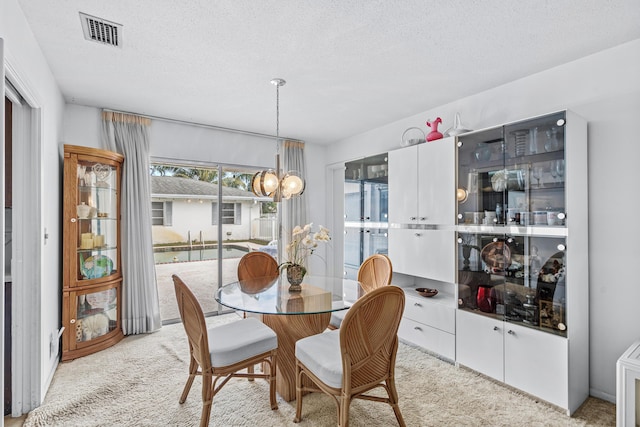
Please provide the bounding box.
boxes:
[250,78,305,202]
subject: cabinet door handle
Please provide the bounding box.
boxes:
[70,319,76,324]
[508,330,515,335]
[419,217,426,221]
[71,218,77,223]
[414,302,423,307]
[414,233,422,237]
[409,216,417,221]
[493,326,499,331]
[414,326,423,331]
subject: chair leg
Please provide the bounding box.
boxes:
[200,372,214,427]
[293,362,303,423]
[269,351,278,410]
[339,394,352,427]
[386,378,406,427]
[248,363,255,381]
[179,356,199,404]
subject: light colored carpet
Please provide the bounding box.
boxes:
[24,314,614,427]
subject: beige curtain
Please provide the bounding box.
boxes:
[281,139,308,263]
[101,111,161,334]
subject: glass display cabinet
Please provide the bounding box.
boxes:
[62,145,124,361]
[343,153,388,280]
[454,110,589,414]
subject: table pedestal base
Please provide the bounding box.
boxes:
[262,312,330,401]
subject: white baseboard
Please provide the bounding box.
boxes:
[590,388,616,404]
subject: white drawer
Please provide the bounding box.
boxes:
[399,317,455,361]
[403,295,455,334]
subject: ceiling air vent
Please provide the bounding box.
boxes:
[79,12,122,48]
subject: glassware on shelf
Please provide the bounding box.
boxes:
[531,166,543,188]
[476,285,496,313]
[529,127,539,154]
[544,128,560,152]
[513,131,527,157]
[474,143,492,162]
[550,161,558,184]
[555,160,565,183]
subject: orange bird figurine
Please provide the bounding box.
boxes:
[426,117,443,141]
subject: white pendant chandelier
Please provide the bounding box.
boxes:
[251,78,305,202]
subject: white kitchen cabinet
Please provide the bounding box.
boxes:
[388,137,455,280]
[389,228,454,283]
[388,137,455,225]
[399,289,456,361]
[456,310,570,410]
[455,309,504,380]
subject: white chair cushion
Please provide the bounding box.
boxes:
[329,309,348,329]
[207,317,277,368]
[295,329,342,388]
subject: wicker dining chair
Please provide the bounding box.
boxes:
[294,285,406,427]
[329,253,393,330]
[172,274,278,427]
[237,251,279,284]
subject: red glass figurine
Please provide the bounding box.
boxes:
[426,117,443,141]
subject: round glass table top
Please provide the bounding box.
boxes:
[215,275,362,315]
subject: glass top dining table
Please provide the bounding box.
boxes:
[214,275,363,316]
[214,275,363,401]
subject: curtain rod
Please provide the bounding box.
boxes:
[101,108,303,143]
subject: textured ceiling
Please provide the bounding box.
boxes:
[15,0,640,144]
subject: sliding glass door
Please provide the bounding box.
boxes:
[150,161,276,323]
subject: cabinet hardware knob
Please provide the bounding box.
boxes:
[414,326,423,331]
[70,319,76,324]
[410,216,417,221]
[419,217,426,221]
[493,326,499,331]
[414,233,422,237]
[508,330,515,335]
[71,218,77,223]
[414,302,422,307]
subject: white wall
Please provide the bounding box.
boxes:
[325,38,640,401]
[1,0,66,407]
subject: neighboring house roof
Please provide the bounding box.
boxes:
[151,176,257,200]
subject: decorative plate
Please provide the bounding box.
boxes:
[79,254,114,279]
[85,288,117,308]
[480,241,512,271]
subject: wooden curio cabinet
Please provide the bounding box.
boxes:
[62,145,124,361]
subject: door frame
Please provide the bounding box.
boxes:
[4,50,44,415]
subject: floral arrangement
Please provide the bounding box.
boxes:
[279,223,331,276]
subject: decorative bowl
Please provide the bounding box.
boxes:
[416,288,438,298]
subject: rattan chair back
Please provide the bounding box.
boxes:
[238,251,279,281]
[357,254,393,294]
[295,285,406,426]
[174,274,212,371]
[340,285,405,393]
